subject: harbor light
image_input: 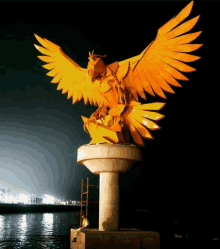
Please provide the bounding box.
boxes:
[42,194,55,204]
[19,194,29,204]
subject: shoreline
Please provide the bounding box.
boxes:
[0,203,86,214]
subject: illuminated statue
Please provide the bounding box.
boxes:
[34,1,202,147]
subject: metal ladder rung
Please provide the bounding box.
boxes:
[82,200,99,203]
[84,184,99,187]
[80,178,99,227]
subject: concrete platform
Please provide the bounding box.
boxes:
[70,228,160,249]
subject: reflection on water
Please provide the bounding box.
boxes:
[21,214,27,229]
[0,212,79,248]
[0,214,5,228]
[19,214,27,246]
[41,213,54,248]
[44,213,53,225]
[42,213,54,235]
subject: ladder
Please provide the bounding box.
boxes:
[80,177,99,226]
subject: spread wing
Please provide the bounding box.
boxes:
[34,34,109,107]
[117,1,202,100]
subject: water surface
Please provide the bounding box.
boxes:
[0,212,219,249]
[0,212,79,248]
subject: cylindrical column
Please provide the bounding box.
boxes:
[99,172,119,231]
[77,144,142,232]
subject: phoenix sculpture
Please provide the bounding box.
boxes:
[34,1,202,147]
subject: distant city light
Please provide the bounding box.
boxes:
[19,194,29,204]
[42,194,55,204]
[1,188,81,206]
[175,234,183,238]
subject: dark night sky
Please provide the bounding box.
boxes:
[0,0,218,234]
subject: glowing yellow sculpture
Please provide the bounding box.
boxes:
[34,1,202,147]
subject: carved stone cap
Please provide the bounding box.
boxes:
[77,143,142,174]
[81,143,137,147]
[78,143,141,162]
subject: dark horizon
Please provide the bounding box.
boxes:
[0,0,218,238]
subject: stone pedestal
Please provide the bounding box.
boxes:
[77,143,142,231]
[75,144,160,248]
[70,229,160,249]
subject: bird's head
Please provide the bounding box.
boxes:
[87,50,107,82]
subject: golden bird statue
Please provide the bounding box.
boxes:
[34,1,202,147]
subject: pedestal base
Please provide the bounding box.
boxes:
[70,229,160,249]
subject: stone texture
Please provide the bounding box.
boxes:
[70,229,160,249]
[99,172,119,231]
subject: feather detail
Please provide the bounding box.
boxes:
[34,34,108,108]
[118,1,201,100]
